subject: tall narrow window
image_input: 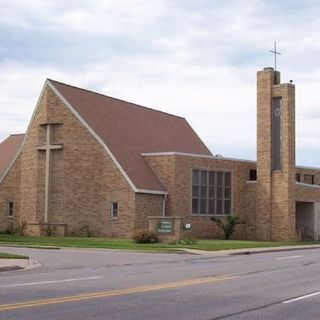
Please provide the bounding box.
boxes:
[192,169,232,215]
[272,97,282,171]
[7,202,14,217]
[111,202,118,219]
[295,173,301,182]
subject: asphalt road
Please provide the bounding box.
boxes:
[0,246,320,320]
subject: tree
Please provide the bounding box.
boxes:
[210,215,245,240]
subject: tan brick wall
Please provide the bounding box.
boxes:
[2,86,141,237]
[295,167,320,202]
[145,154,256,239]
[0,158,22,231]
[256,69,274,240]
[270,84,296,241]
[295,167,320,203]
[47,87,138,237]
[295,167,320,184]
[144,156,176,214]
[135,193,163,230]
[295,184,320,203]
[256,69,296,241]
[244,182,258,239]
[19,91,49,227]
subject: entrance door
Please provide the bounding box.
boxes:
[296,202,315,240]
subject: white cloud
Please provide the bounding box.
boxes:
[1,0,320,166]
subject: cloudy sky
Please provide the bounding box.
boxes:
[1,0,320,166]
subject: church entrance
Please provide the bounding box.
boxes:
[296,201,320,240]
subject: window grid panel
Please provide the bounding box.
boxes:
[224,200,231,214]
[225,172,231,187]
[220,172,225,214]
[192,169,232,215]
[203,171,208,214]
[192,199,199,213]
[192,170,199,185]
[192,170,200,214]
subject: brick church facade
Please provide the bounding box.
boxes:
[1,67,320,240]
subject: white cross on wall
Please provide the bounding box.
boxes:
[37,124,63,223]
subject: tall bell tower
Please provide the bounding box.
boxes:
[256,67,296,240]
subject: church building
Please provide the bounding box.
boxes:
[1,67,320,241]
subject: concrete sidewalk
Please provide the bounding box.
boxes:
[182,244,320,256]
[0,258,39,272]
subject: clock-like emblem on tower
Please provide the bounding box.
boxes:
[274,107,281,118]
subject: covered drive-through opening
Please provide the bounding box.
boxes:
[296,201,320,240]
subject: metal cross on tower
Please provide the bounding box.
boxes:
[269,41,281,71]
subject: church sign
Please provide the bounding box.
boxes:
[157,219,173,233]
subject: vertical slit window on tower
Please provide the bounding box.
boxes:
[192,169,232,215]
[295,173,301,182]
[272,97,282,171]
[7,202,14,217]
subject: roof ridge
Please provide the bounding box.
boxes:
[9,133,25,136]
[47,79,185,120]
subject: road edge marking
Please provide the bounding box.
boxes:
[282,291,320,304]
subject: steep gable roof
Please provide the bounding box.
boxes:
[0,134,24,179]
[48,80,213,193]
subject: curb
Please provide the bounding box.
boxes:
[0,244,184,254]
[1,243,320,256]
[0,258,42,273]
[0,266,24,272]
[229,245,320,256]
[181,245,320,256]
[0,244,60,250]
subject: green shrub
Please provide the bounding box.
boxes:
[43,225,57,237]
[133,230,158,244]
[70,224,94,237]
[16,221,28,236]
[5,222,16,235]
[211,215,245,240]
[5,221,28,236]
[79,225,94,237]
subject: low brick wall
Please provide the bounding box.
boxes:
[148,216,184,243]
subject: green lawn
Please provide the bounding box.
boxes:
[0,252,28,259]
[0,234,319,252]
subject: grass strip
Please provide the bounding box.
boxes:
[0,252,28,259]
[0,235,319,252]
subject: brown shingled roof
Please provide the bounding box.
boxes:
[49,80,213,192]
[0,134,24,179]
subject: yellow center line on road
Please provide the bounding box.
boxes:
[0,274,237,312]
